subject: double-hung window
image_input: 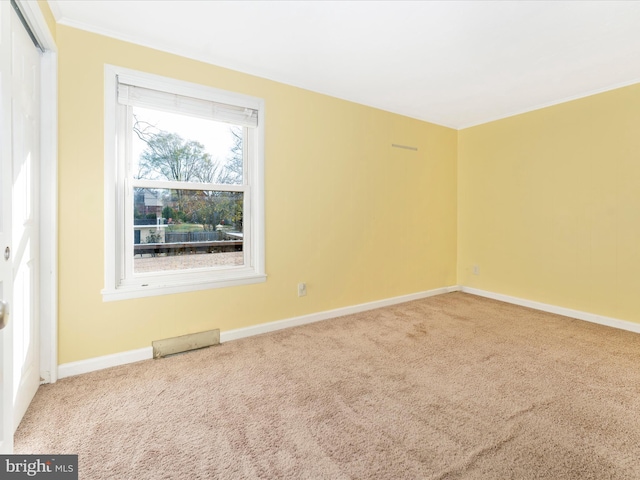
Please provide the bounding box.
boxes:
[103,66,265,301]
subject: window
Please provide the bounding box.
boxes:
[103,66,265,301]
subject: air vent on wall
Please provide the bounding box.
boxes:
[152,329,220,358]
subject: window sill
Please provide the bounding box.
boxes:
[102,272,266,302]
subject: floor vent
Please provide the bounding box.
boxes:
[152,329,220,358]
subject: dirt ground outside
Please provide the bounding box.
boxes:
[134,251,243,273]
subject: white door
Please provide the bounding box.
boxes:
[11,1,41,432]
[0,0,16,454]
[0,1,42,453]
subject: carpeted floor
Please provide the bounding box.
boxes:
[15,292,640,479]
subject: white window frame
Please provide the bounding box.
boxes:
[102,65,265,301]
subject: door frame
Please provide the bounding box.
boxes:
[14,0,58,384]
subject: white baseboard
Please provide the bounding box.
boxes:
[461,286,640,334]
[58,347,153,379]
[221,285,460,342]
[54,285,640,380]
[55,285,640,380]
[56,285,460,380]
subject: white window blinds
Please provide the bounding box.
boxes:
[117,79,258,128]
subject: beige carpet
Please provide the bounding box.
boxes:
[15,292,640,479]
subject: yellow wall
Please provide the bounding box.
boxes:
[458,84,640,322]
[37,0,56,41]
[56,26,458,364]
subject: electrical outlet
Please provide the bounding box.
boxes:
[298,282,307,297]
[472,265,480,275]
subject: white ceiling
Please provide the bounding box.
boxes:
[48,1,640,129]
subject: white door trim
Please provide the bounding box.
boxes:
[14,0,58,384]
